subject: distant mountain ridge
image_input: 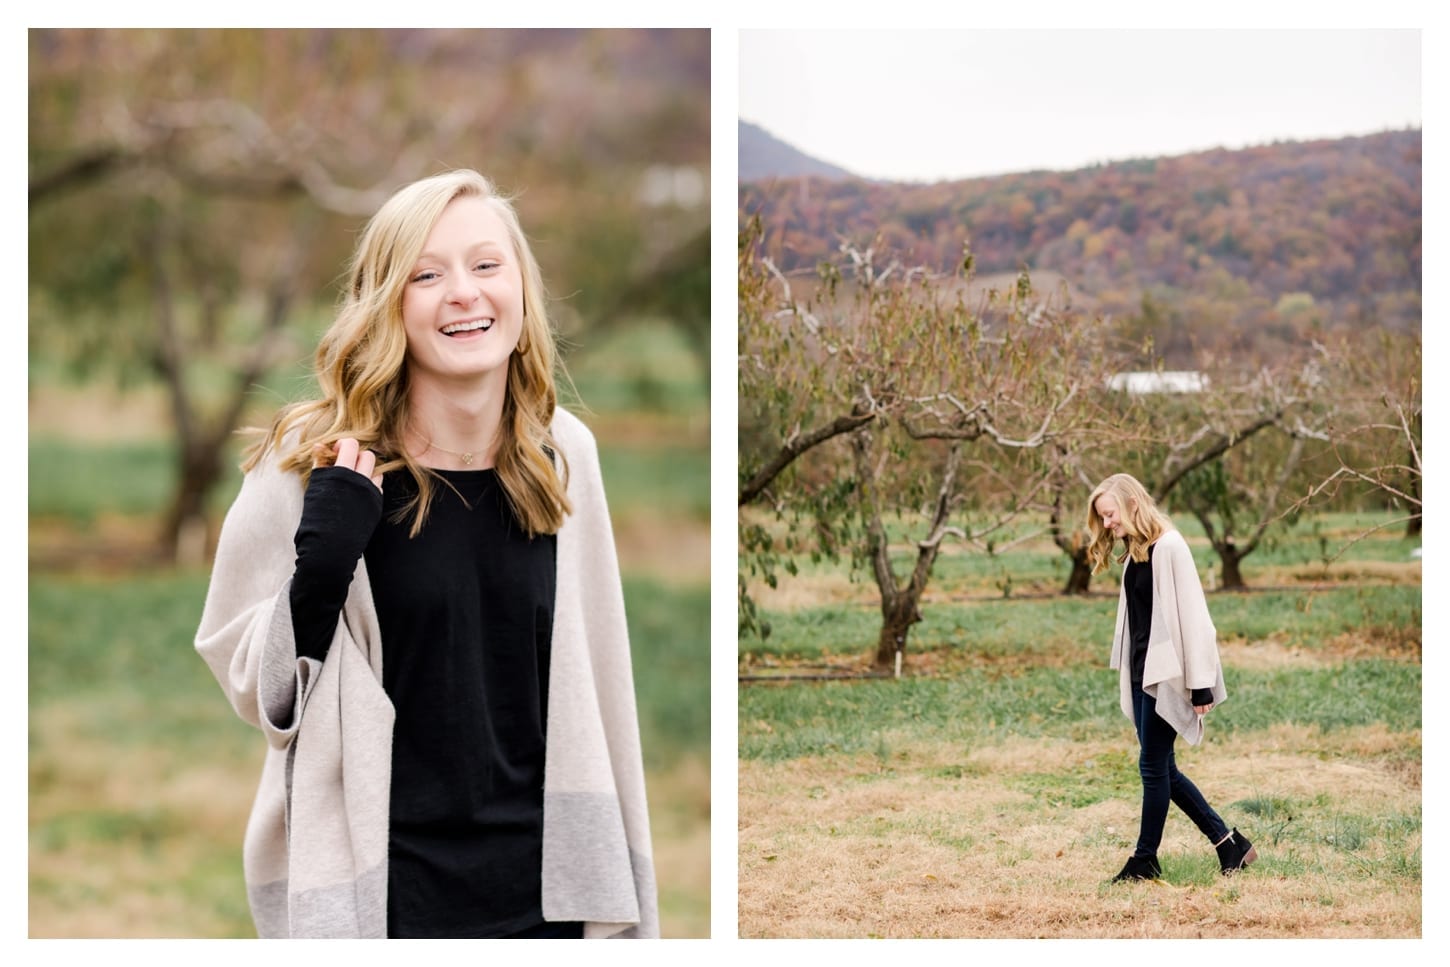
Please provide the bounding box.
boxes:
[739,119,856,182]
[739,128,1421,362]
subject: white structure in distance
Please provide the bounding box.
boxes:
[1107,371,1209,394]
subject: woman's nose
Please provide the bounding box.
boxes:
[446,279,480,306]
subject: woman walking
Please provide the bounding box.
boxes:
[195,169,656,938]
[1087,473,1256,882]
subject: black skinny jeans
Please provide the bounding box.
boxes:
[1131,686,1230,858]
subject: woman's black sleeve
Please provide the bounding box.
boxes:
[1190,686,1215,707]
[289,466,384,662]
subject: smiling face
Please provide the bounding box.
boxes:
[401,194,524,396]
[1094,493,1130,539]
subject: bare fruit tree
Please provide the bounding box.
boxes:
[739,227,1110,670]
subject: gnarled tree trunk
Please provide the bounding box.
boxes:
[852,427,962,673]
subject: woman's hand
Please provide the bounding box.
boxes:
[1194,703,1214,715]
[315,437,384,492]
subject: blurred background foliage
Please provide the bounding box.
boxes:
[28,28,710,938]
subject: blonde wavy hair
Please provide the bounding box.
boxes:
[244,168,571,537]
[1085,473,1172,573]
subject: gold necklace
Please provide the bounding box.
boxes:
[430,441,479,465]
[411,426,495,466]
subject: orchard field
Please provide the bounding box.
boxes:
[737,514,1421,938]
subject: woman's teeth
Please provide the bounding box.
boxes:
[442,319,493,335]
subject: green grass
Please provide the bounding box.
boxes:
[1205,586,1421,646]
[743,583,1421,663]
[601,444,710,521]
[1007,755,1143,809]
[740,667,1119,761]
[738,505,1419,936]
[1220,792,1422,881]
[28,571,261,765]
[746,594,1117,660]
[565,317,708,414]
[741,507,1420,600]
[738,660,1421,763]
[29,570,707,768]
[29,572,214,702]
[29,432,710,528]
[27,439,247,522]
[623,577,710,768]
[1215,661,1422,734]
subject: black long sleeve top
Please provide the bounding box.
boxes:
[288,465,561,938]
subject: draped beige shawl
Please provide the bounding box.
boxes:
[195,408,657,937]
[1108,528,1228,746]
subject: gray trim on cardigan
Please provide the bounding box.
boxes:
[196,408,658,938]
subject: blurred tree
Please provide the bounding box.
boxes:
[594,226,710,380]
[30,28,708,562]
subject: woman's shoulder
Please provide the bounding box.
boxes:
[1156,528,1187,549]
[245,423,303,472]
[550,405,599,456]
[1153,528,1196,566]
[235,420,313,501]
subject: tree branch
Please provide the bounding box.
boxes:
[33,95,469,216]
[739,407,876,506]
[1154,411,1281,501]
[29,148,133,205]
[907,443,962,598]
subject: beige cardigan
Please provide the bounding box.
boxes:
[1108,528,1227,746]
[195,408,657,938]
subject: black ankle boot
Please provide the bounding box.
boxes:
[1111,853,1161,882]
[1215,828,1258,875]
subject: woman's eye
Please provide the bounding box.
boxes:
[411,270,439,283]
[475,261,500,272]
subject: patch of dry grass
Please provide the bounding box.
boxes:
[1276,560,1421,586]
[614,516,711,587]
[739,729,1420,938]
[28,383,176,441]
[29,703,260,938]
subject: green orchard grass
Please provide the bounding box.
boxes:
[739,506,1421,601]
[27,434,709,541]
[29,570,706,769]
[739,659,1420,762]
[741,584,1422,665]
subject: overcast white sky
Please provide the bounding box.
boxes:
[740,29,1422,182]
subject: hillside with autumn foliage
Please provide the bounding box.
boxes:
[739,129,1420,365]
